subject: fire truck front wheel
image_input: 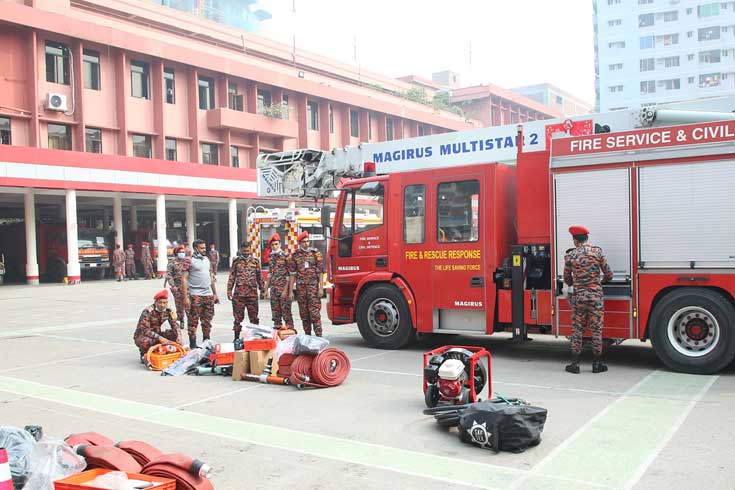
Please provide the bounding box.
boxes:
[356,284,414,350]
[650,288,735,375]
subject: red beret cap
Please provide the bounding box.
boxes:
[569,225,590,235]
[154,290,169,300]
[297,231,309,242]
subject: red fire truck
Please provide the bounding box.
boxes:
[257,108,735,374]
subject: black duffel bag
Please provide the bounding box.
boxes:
[457,400,547,453]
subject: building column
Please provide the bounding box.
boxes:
[72,40,86,153]
[228,199,238,267]
[240,208,247,245]
[113,194,124,248]
[130,205,138,231]
[66,190,81,284]
[156,195,167,275]
[213,212,221,250]
[152,60,165,159]
[186,199,196,246]
[24,190,39,285]
[188,67,200,163]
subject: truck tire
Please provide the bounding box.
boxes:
[649,288,735,374]
[94,267,106,280]
[46,258,67,283]
[356,284,414,349]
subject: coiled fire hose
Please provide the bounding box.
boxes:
[141,453,214,490]
[288,348,351,388]
[65,432,115,447]
[75,445,142,473]
[115,440,163,466]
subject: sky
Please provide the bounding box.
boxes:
[257,0,597,104]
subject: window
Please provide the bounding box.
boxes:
[658,78,681,90]
[608,85,624,93]
[350,109,359,138]
[230,146,239,168]
[638,0,653,4]
[608,41,626,48]
[83,49,100,90]
[437,180,479,243]
[386,118,394,141]
[688,76,696,83]
[607,0,621,5]
[132,134,151,158]
[307,100,319,130]
[282,94,289,120]
[698,3,721,17]
[0,117,10,145]
[659,10,678,22]
[338,182,384,257]
[328,104,334,133]
[700,73,722,87]
[640,80,656,94]
[688,53,695,61]
[608,18,622,26]
[164,68,175,104]
[45,41,69,85]
[257,89,271,114]
[660,56,680,67]
[228,82,243,111]
[700,50,722,63]
[699,26,721,40]
[555,95,563,104]
[48,123,71,150]
[686,7,693,14]
[609,63,623,71]
[687,30,694,38]
[198,76,215,110]
[656,33,679,46]
[85,127,102,153]
[202,143,218,165]
[404,185,425,244]
[640,58,655,71]
[418,125,425,137]
[131,61,150,99]
[640,36,655,49]
[165,138,177,161]
[639,13,654,27]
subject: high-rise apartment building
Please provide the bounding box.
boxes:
[594,0,735,111]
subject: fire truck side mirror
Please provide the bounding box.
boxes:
[321,206,332,230]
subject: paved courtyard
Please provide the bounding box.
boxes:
[1,277,734,489]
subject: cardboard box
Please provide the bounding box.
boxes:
[249,349,279,376]
[231,351,250,381]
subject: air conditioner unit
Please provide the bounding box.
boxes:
[45,93,68,112]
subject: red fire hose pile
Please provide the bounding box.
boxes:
[286,348,351,388]
[65,431,214,490]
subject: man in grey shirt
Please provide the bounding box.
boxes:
[181,239,219,348]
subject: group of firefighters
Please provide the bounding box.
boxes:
[133,223,613,374]
[133,231,324,361]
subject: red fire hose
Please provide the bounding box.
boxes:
[115,440,163,466]
[75,445,142,473]
[141,453,214,490]
[65,432,114,447]
[288,348,351,388]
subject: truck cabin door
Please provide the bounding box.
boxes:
[431,178,487,333]
[335,181,387,285]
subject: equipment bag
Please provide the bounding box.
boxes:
[457,400,547,453]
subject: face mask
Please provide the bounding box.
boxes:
[177,253,185,259]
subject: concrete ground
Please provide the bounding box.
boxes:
[1,276,734,490]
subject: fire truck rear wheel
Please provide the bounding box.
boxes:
[356,284,414,349]
[650,288,735,374]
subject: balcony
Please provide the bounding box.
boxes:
[206,107,299,139]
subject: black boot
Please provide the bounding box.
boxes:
[592,357,608,373]
[565,355,580,374]
[189,336,198,349]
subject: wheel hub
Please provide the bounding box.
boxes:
[367,299,400,337]
[667,306,719,357]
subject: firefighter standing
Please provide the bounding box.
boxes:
[264,233,293,330]
[287,231,324,336]
[141,242,155,279]
[227,240,264,341]
[208,243,220,276]
[181,239,218,348]
[133,289,181,363]
[112,244,125,282]
[164,245,188,329]
[563,225,614,374]
[124,244,137,280]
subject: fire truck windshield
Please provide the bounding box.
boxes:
[78,231,107,249]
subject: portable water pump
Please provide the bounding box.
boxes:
[423,346,491,408]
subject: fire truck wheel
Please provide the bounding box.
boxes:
[650,288,735,375]
[356,284,414,349]
[46,258,67,283]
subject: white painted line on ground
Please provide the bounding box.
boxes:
[171,384,263,411]
[0,348,134,374]
[351,350,397,362]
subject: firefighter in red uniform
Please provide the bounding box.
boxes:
[133,289,181,363]
[563,225,614,374]
[112,244,125,282]
[164,245,188,328]
[264,233,294,330]
[124,244,137,280]
[141,242,155,279]
[287,231,324,336]
[227,240,264,341]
